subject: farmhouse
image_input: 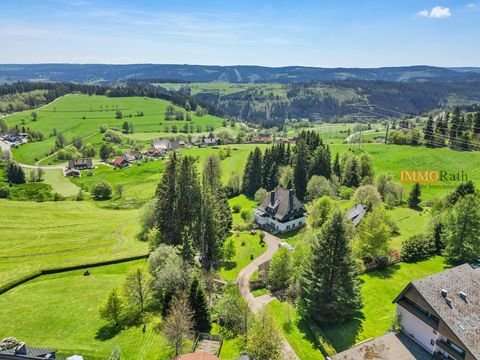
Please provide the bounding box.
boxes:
[111,156,129,168]
[392,263,480,360]
[126,150,143,160]
[68,158,93,170]
[254,188,306,233]
[64,168,81,178]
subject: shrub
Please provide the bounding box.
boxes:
[339,186,354,200]
[401,234,435,262]
[53,192,65,201]
[0,185,10,198]
[232,204,242,213]
[240,209,252,222]
[254,188,268,203]
[92,181,113,200]
[352,185,382,211]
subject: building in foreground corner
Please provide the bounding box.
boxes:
[393,263,480,360]
[333,264,480,360]
[254,188,306,233]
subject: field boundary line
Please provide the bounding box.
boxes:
[0,253,149,295]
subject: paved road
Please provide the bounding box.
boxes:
[236,232,300,360]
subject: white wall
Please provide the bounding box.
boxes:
[397,304,438,354]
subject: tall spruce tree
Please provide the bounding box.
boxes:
[343,156,361,188]
[177,156,202,241]
[242,147,263,196]
[474,110,480,135]
[449,107,462,148]
[155,154,179,245]
[408,183,421,209]
[6,162,25,184]
[333,153,341,179]
[188,276,211,333]
[424,115,435,147]
[293,140,308,200]
[262,147,279,190]
[300,209,362,324]
[309,146,331,179]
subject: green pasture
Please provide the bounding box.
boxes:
[0,260,172,360]
[0,200,147,290]
[71,160,165,202]
[6,94,227,164]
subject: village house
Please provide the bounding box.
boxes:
[254,188,306,233]
[250,133,272,144]
[67,158,94,170]
[126,150,143,160]
[63,168,81,178]
[111,156,129,168]
[334,264,480,360]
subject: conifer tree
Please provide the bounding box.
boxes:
[242,147,263,196]
[293,140,308,200]
[309,146,331,179]
[474,110,480,135]
[424,115,435,147]
[333,153,341,179]
[188,276,211,333]
[300,209,362,324]
[155,154,179,245]
[408,183,421,209]
[343,156,361,188]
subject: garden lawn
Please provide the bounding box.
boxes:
[0,200,147,290]
[324,256,448,351]
[387,206,430,251]
[267,300,325,360]
[228,195,257,228]
[6,94,227,164]
[220,233,267,282]
[0,260,171,360]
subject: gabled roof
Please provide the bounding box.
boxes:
[258,188,305,222]
[176,353,219,360]
[153,139,170,149]
[112,156,128,166]
[346,204,366,226]
[394,264,480,359]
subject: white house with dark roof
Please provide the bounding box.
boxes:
[393,264,480,360]
[254,188,306,233]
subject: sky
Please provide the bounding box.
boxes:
[1,0,479,67]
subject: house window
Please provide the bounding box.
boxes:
[430,339,434,346]
[433,330,437,335]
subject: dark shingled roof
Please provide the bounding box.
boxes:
[0,344,56,359]
[395,264,480,359]
[258,188,305,222]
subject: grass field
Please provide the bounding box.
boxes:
[387,206,430,250]
[182,144,269,184]
[267,300,324,360]
[0,260,172,360]
[0,200,147,290]
[6,94,228,164]
[71,160,165,202]
[331,144,480,199]
[42,168,81,197]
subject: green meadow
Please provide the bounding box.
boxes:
[0,200,147,290]
[0,260,171,360]
[5,94,228,164]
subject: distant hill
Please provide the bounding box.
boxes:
[1,64,480,84]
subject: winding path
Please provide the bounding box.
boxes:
[236,232,300,360]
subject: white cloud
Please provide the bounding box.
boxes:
[418,9,430,17]
[418,6,452,18]
[467,3,476,8]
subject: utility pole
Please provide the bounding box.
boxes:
[385,122,390,144]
